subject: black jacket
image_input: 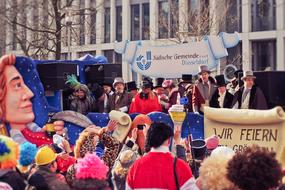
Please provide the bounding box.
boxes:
[233,85,268,109]
[210,90,234,108]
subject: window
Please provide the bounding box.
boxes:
[61,53,68,60]
[251,0,276,31]
[226,0,242,33]
[104,8,111,43]
[226,43,242,69]
[158,0,178,39]
[90,0,96,44]
[131,5,140,40]
[188,0,209,36]
[77,51,96,58]
[104,50,122,64]
[252,40,276,71]
[116,6,122,41]
[142,3,150,40]
[158,1,170,39]
[79,0,85,45]
[130,2,150,41]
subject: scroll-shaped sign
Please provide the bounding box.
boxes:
[204,106,285,167]
[115,32,240,78]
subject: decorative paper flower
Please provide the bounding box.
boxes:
[75,153,109,180]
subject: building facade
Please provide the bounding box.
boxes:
[2,0,285,82]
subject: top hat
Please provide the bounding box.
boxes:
[179,74,192,84]
[191,139,207,159]
[113,77,125,88]
[154,78,165,89]
[234,70,243,78]
[230,69,243,82]
[198,65,211,75]
[102,79,113,87]
[241,70,256,80]
[215,75,227,87]
[92,85,104,100]
[126,81,137,91]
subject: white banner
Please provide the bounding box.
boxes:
[115,32,240,78]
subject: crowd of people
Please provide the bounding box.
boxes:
[0,119,284,190]
[67,65,268,116]
[0,53,283,190]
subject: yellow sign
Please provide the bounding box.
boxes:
[204,106,285,167]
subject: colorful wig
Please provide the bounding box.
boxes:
[76,153,109,180]
[19,142,37,166]
[0,135,19,169]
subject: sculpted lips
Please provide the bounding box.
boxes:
[20,102,33,112]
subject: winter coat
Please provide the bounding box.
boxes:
[33,166,70,190]
[233,85,268,109]
[108,91,133,112]
[129,92,162,114]
[192,77,217,113]
[0,169,26,190]
[210,90,234,108]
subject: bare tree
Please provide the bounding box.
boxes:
[157,0,238,43]
[1,0,102,60]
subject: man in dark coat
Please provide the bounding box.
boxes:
[178,74,194,112]
[232,70,268,110]
[108,77,133,113]
[192,65,217,114]
[210,74,234,108]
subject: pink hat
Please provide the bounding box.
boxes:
[205,135,219,150]
[162,80,174,88]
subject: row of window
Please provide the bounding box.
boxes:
[92,0,278,45]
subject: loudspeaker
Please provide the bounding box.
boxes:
[84,64,122,85]
[254,71,285,109]
[37,63,78,91]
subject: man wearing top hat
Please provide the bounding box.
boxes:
[232,70,268,109]
[192,65,217,114]
[210,75,234,108]
[178,74,194,112]
[227,69,243,95]
[102,79,114,113]
[126,81,138,97]
[108,77,133,113]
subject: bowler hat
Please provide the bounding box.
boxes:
[241,70,256,80]
[113,77,125,88]
[198,65,211,75]
[215,75,227,87]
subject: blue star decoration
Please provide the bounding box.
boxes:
[147,112,204,139]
